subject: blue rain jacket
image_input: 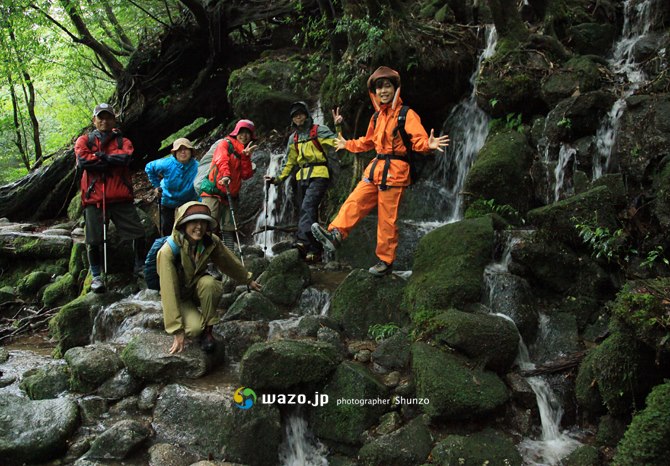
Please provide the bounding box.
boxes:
[145,155,199,208]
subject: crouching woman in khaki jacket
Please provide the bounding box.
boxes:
[157,201,261,354]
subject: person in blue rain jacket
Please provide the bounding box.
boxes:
[145,137,199,236]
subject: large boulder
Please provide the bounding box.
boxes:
[310,361,389,445]
[222,291,281,321]
[153,384,281,465]
[411,342,509,420]
[259,249,311,306]
[19,362,70,400]
[215,320,269,364]
[0,394,79,465]
[567,23,617,55]
[426,309,520,373]
[15,271,52,298]
[330,269,408,339]
[540,56,605,108]
[64,344,124,392]
[83,419,152,461]
[575,330,660,417]
[239,339,340,390]
[404,216,494,314]
[484,268,538,342]
[49,292,122,356]
[463,129,534,214]
[42,272,77,308]
[613,380,670,466]
[543,91,616,144]
[430,429,523,466]
[120,331,217,382]
[357,416,433,466]
[0,230,72,260]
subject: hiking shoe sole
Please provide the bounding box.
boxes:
[311,223,341,253]
[368,262,393,277]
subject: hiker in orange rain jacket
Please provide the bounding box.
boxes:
[311,66,450,276]
[200,119,257,251]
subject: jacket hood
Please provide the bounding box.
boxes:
[289,101,314,129]
[173,201,218,231]
[230,119,257,140]
[367,66,402,111]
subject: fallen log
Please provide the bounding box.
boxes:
[251,224,298,235]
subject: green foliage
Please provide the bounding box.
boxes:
[465,198,525,224]
[368,323,400,342]
[571,216,628,263]
[489,113,523,133]
[610,280,670,343]
[640,245,670,270]
[557,117,572,129]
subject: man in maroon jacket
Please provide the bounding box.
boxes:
[74,103,145,293]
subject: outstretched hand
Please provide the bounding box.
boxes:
[332,107,343,125]
[335,133,347,151]
[428,129,450,152]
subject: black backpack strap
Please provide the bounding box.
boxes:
[369,107,411,190]
[395,106,413,154]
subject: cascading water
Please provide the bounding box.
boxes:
[279,412,329,466]
[553,143,576,202]
[484,232,582,465]
[434,25,498,222]
[593,0,656,178]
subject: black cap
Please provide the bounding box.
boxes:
[93,103,115,117]
[289,101,309,118]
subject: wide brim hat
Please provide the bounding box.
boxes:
[230,119,257,141]
[367,66,401,92]
[171,137,194,153]
[176,202,218,230]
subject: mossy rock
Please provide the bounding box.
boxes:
[404,216,494,314]
[49,292,120,356]
[574,347,605,416]
[609,279,670,356]
[463,129,534,214]
[653,159,670,229]
[227,54,312,131]
[596,415,627,448]
[42,273,76,308]
[16,271,52,297]
[612,381,670,466]
[68,242,87,280]
[424,309,520,373]
[543,91,615,144]
[541,56,604,107]
[563,445,602,466]
[526,180,625,247]
[411,342,509,420]
[19,363,70,400]
[239,339,341,390]
[64,345,123,393]
[330,269,408,339]
[66,195,82,221]
[357,416,433,466]
[222,291,281,321]
[567,23,617,56]
[310,361,388,445]
[575,330,660,418]
[260,249,311,306]
[430,429,522,466]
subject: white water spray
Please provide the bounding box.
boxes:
[554,143,576,201]
[279,413,329,466]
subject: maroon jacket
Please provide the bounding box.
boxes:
[75,129,135,206]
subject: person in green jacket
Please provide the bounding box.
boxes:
[157,201,261,354]
[265,101,343,262]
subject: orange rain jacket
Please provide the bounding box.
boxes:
[344,67,432,187]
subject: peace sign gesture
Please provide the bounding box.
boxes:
[332,107,343,126]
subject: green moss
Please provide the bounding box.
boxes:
[16,271,52,297]
[19,365,70,400]
[609,279,670,354]
[431,429,522,466]
[403,216,494,314]
[42,273,76,308]
[563,445,602,466]
[612,381,670,466]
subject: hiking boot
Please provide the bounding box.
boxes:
[207,263,222,280]
[304,251,322,263]
[311,223,342,253]
[368,261,393,277]
[292,241,307,257]
[91,275,106,293]
[199,326,216,353]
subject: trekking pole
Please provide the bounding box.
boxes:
[223,179,245,267]
[157,189,163,236]
[263,179,270,257]
[101,175,108,280]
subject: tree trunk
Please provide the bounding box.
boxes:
[486,0,528,42]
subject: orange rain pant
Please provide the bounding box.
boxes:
[329,180,404,264]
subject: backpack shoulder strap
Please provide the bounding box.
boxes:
[224,137,239,159]
[372,111,380,130]
[395,106,413,153]
[166,236,180,256]
[310,124,325,154]
[87,133,96,150]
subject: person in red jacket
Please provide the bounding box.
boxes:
[74,103,146,293]
[200,119,257,252]
[312,66,450,276]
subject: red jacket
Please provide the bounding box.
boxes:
[201,136,253,200]
[74,129,135,206]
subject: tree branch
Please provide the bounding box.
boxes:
[179,0,210,31]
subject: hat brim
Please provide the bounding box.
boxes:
[94,110,115,117]
[177,214,218,229]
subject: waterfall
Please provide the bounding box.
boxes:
[279,412,329,466]
[254,150,296,255]
[485,233,581,464]
[593,0,655,178]
[435,26,497,222]
[553,143,576,201]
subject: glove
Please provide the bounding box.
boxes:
[222,176,231,185]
